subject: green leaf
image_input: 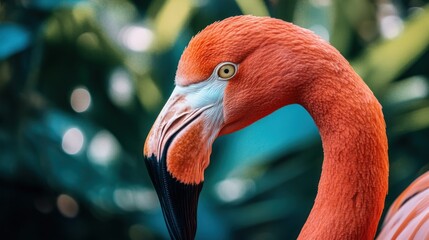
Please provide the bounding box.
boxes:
[353,6,429,92]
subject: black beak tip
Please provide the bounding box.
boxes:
[144,154,203,240]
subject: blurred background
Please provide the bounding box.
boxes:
[1,0,429,239]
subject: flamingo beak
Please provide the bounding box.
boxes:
[144,152,202,240]
[143,85,224,239]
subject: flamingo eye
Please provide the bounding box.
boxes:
[216,62,237,80]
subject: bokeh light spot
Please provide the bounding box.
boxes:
[120,26,154,52]
[109,69,134,107]
[57,194,79,218]
[380,15,404,39]
[378,3,404,39]
[385,76,428,103]
[70,86,91,113]
[215,178,255,202]
[62,127,85,155]
[88,130,120,166]
[113,187,157,211]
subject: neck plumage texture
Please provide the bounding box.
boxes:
[289,34,389,239]
[300,70,388,239]
[250,22,390,239]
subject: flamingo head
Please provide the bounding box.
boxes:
[144,15,325,239]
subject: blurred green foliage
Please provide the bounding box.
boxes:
[1,0,429,239]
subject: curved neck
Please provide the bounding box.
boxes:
[297,68,389,239]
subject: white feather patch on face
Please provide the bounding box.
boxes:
[172,62,239,144]
[144,62,234,161]
[174,71,228,134]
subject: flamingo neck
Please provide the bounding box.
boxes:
[297,69,389,239]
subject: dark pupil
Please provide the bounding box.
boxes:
[224,68,230,74]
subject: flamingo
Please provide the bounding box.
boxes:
[143,16,429,240]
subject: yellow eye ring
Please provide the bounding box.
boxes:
[217,63,237,80]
